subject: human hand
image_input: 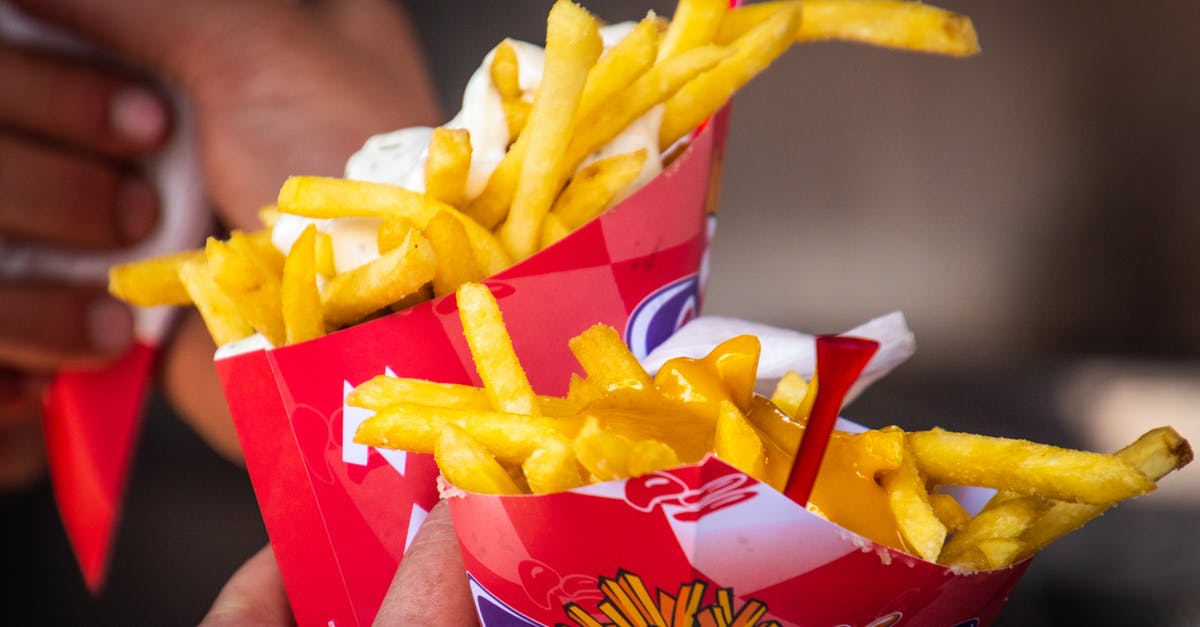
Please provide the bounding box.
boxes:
[0,11,166,488]
[200,501,478,627]
[7,0,441,462]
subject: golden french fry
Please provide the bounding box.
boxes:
[456,282,539,415]
[573,415,633,482]
[435,424,522,495]
[949,537,1027,572]
[499,0,603,261]
[321,230,436,328]
[348,375,492,412]
[464,132,527,230]
[108,249,201,307]
[176,257,253,345]
[658,0,727,61]
[660,5,800,149]
[879,439,946,561]
[628,439,682,477]
[466,13,658,231]
[281,224,324,344]
[714,400,767,480]
[207,236,286,346]
[356,403,562,464]
[568,324,655,393]
[769,370,809,418]
[425,210,484,297]
[314,231,336,276]
[938,494,1048,568]
[715,2,798,44]
[1018,426,1193,558]
[717,0,978,57]
[908,427,1157,505]
[492,42,530,138]
[539,213,573,250]
[843,426,905,476]
[578,13,660,116]
[377,216,419,255]
[389,284,433,313]
[567,44,730,176]
[795,372,818,421]
[424,127,472,208]
[523,437,585,493]
[501,98,531,139]
[490,40,523,98]
[567,372,603,407]
[234,229,285,279]
[277,176,512,276]
[974,538,1026,569]
[551,150,648,230]
[928,492,971,534]
[205,236,262,293]
[799,0,978,56]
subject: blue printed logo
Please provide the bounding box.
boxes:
[625,274,701,361]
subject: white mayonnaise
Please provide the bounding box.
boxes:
[273,22,666,276]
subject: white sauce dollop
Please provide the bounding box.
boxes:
[273,22,666,276]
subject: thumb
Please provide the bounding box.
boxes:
[201,544,295,627]
[373,500,479,626]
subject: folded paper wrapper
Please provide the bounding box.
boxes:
[214,109,731,627]
[0,3,211,593]
[450,458,1026,627]
[448,315,1028,627]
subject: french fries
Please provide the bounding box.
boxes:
[109,0,983,350]
[354,281,1192,576]
[716,0,979,58]
[907,428,1156,505]
[499,0,603,261]
[280,225,324,344]
[108,249,200,307]
[423,127,472,208]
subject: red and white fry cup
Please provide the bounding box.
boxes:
[447,454,1028,627]
[214,108,731,626]
[441,314,1026,627]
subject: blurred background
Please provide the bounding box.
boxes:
[3,0,1198,624]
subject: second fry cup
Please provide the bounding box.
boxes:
[215,109,730,627]
[448,456,1029,627]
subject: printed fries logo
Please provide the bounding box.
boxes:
[560,570,781,627]
[623,465,757,522]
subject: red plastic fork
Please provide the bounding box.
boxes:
[783,335,879,506]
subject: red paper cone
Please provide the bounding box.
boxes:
[449,456,1028,627]
[215,108,731,627]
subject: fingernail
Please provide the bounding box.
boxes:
[88,297,134,354]
[110,86,167,146]
[117,178,159,243]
